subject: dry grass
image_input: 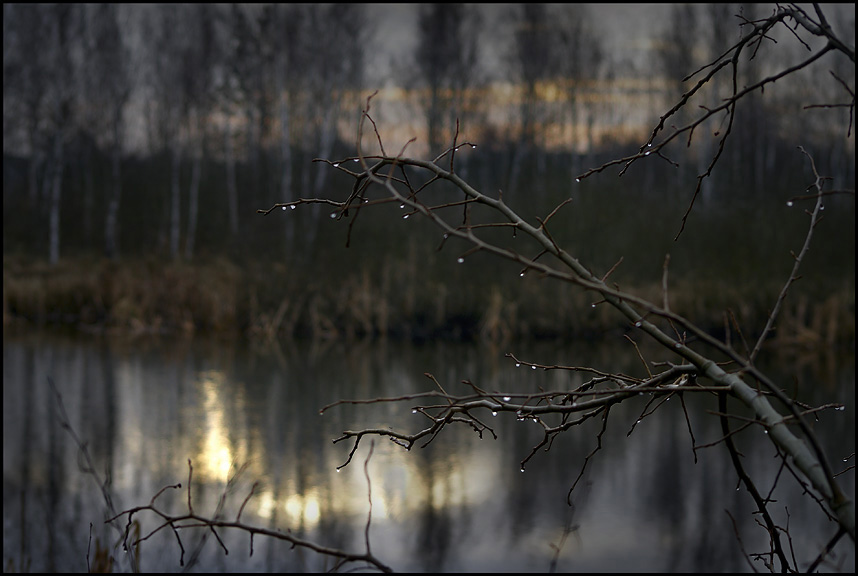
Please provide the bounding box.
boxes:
[3,255,854,349]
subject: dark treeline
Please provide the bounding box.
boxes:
[2,4,855,340]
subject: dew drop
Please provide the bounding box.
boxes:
[400,203,405,209]
[636,419,641,424]
[471,144,477,149]
[591,303,596,308]
[457,257,465,264]
[492,411,498,417]
[412,409,417,414]
[736,486,741,491]
[520,467,525,473]
[531,365,537,370]
[644,151,651,156]
[835,406,845,411]
[353,158,359,162]
[503,396,512,401]
[635,321,642,327]
[786,201,793,207]
[330,212,337,219]
[520,272,526,277]
[515,363,521,367]
[674,342,682,348]
[290,205,296,210]
[819,204,825,211]
[333,163,340,168]
[844,458,850,462]
[402,214,409,219]
[575,178,581,183]
[763,430,768,434]
[281,206,287,211]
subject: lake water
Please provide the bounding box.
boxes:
[3,329,854,572]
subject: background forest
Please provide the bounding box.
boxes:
[3,3,855,343]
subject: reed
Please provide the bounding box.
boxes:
[3,255,854,347]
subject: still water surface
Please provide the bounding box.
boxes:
[3,330,854,572]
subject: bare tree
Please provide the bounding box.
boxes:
[413,4,483,160]
[3,4,51,212]
[258,4,854,570]
[504,4,565,195]
[657,4,699,186]
[81,4,132,260]
[2,3,79,263]
[44,4,77,265]
[554,4,603,179]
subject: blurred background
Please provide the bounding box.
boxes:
[3,3,854,340]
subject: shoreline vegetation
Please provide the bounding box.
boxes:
[3,254,853,350]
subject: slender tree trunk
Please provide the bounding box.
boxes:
[105,118,122,259]
[48,131,64,265]
[312,90,340,195]
[277,65,295,246]
[184,109,202,260]
[185,150,201,260]
[224,117,239,239]
[28,150,43,210]
[83,142,94,247]
[170,142,182,259]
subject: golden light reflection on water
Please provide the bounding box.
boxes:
[188,371,513,536]
[283,490,322,527]
[322,441,502,524]
[196,370,248,483]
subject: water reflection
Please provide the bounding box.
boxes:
[2,331,855,572]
